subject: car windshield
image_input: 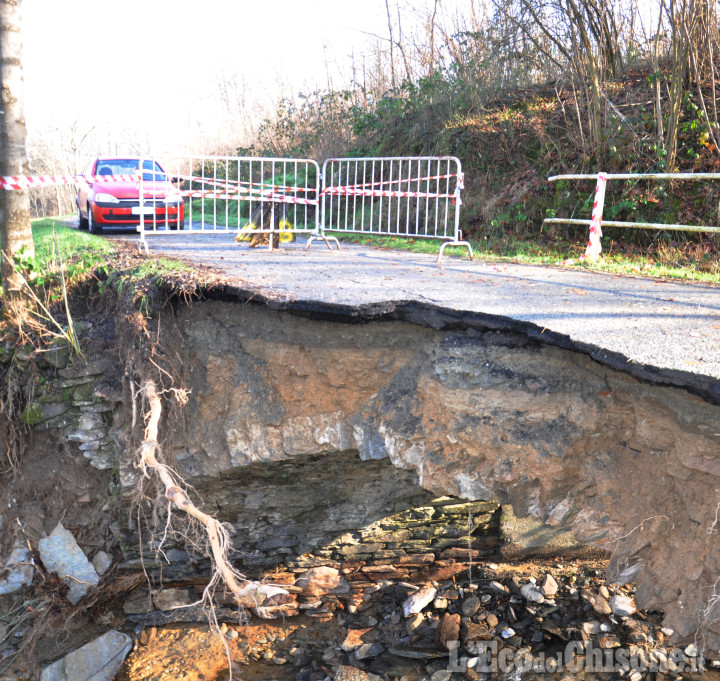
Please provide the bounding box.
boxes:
[94,159,167,182]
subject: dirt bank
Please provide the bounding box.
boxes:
[3,260,720,679]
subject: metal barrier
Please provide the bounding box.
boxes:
[315,156,472,262]
[545,172,720,259]
[137,155,334,252]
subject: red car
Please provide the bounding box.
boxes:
[76,157,185,234]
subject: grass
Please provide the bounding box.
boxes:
[190,203,240,228]
[31,216,191,277]
[31,218,115,275]
[327,230,720,284]
[22,218,196,316]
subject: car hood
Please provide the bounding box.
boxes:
[93,180,177,199]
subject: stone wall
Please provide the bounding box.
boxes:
[19,355,122,470]
[117,450,500,585]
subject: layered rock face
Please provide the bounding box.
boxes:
[153,301,720,651]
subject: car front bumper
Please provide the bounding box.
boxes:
[90,199,185,226]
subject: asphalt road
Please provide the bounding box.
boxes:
[113,229,720,395]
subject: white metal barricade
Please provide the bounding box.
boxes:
[315,156,472,261]
[137,156,333,252]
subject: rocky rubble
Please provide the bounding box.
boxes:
[119,557,718,680]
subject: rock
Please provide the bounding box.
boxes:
[499,505,584,559]
[91,551,112,576]
[582,621,601,635]
[355,643,384,660]
[153,588,192,611]
[406,613,424,633]
[485,613,499,629]
[341,627,374,652]
[520,583,545,603]
[609,593,636,617]
[435,613,460,651]
[430,671,452,681]
[38,524,99,604]
[254,603,300,619]
[461,595,481,617]
[0,541,34,595]
[296,566,350,597]
[501,628,515,639]
[464,621,492,642]
[123,591,152,615]
[581,588,612,615]
[334,665,383,681]
[42,341,72,369]
[488,581,509,595]
[388,645,447,660]
[597,633,621,649]
[298,600,323,609]
[40,630,132,681]
[540,574,558,597]
[402,585,437,616]
[433,597,448,609]
[628,630,648,644]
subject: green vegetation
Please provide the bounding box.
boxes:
[30,218,115,284]
[233,0,720,284]
[3,218,199,330]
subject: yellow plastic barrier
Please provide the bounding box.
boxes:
[235,217,295,243]
[278,218,295,243]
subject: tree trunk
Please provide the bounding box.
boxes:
[0,0,34,299]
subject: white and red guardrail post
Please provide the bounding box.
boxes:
[582,172,607,260]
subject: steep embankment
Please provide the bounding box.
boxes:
[347,69,720,257]
[3,271,720,680]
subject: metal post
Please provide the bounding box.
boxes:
[138,157,148,254]
[582,172,607,260]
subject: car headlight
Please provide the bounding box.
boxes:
[164,194,184,205]
[95,192,120,203]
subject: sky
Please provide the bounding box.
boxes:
[23,0,428,155]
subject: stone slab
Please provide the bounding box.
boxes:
[40,630,132,681]
[38,523,99,604]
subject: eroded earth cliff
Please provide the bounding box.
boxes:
[4,293,720,679]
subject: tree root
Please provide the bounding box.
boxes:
[138,379,286,608]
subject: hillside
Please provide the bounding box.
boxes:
[249,59,720,273]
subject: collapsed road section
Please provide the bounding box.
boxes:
[6,238,720,678]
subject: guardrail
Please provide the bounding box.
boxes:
[545,172,720,259]
[315,156,472,262]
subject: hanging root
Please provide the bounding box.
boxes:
[139,379,286,608]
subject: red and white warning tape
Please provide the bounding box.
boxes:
[323,172,463,203]
[326,172,460,192]
[322,187,456,200]
[178,189,318,206]
[174,174,316,194]
[0,172,318,206]
[1,169,463,208]
[0,174,139,191]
